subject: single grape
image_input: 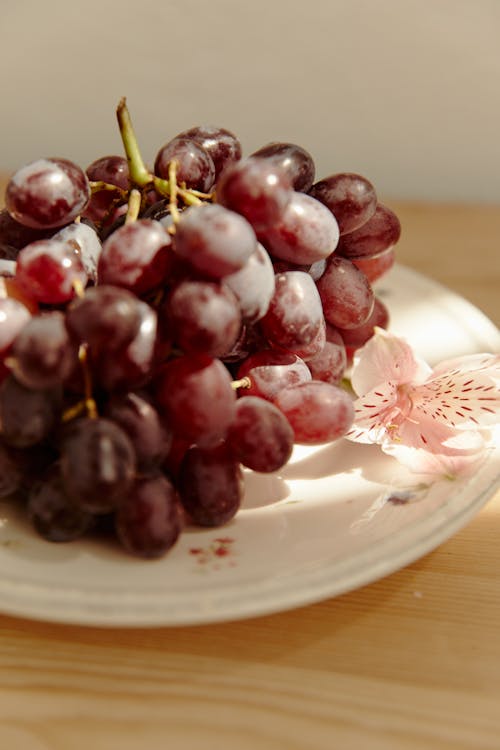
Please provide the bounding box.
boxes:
[60,417,136,514]
[176,125,242,179]
[0,375,61,448]
[84,155,129,224]
[216,157,293,231]
[15,238,88,304]
[224,242,275,323]
[0,208,53,251]
[0,242,18,262]
[11,311,77,389]
[282,317,326,361]
[251,142,315,192]
[0,297,31,356]
[309,173,377,235]
[104,391,172,472]
[236,350,312,401]
[260,271,324,351]
[98,219,172,295]
[115,474,182,558]
[336,203,401,259]
[306,334,347,386]
[5,158,90,229]
[66,285,142,351]
[316,256,374,329]
[154,137,215,193]
[257,192,339,265]
[52,222,103,283]
[173,203,257,279]
[167,280,242,357]
[352,247,395,283]
[28,466,95,542]
[155,354,236,447]
[227,396,294,473]
[336,296,390,349]
[274,381,354,444]
[178,442,243,526]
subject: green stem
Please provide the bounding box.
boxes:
[116,98,151,188]
[125,188,142,224]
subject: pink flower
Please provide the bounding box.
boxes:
[346,328,500,476]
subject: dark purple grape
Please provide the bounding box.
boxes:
[177,125,242,179]
[260,271,324,351]
[316,256,374,329]
[167,280,242,357]
[252,142,315,192]
[11,311,77,389]
[28,466,94,542]
[257,192,339,265]
[84,155,129,224]
[178,442,243,526]
[227,396,294,473]
[275,381,354,444]
[60,417,136,514]
[155,354,236,447]
[236,350,312,402]
[66,285,142,351]
[173,203,256,279]
[115,474,182,558]
[104,391,172,472]
[336,204,401,259]
[16,238,88,304]
[154,137,215,193]
[309,173,377,235]
[216,157,293,231]
[0,375,61,448]
[0,209,53,251]
[98,219,172,295]
[5,158,90,229]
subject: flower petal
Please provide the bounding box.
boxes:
[412,354,500,429]
[346,381,400,444]
[351,328,432,396]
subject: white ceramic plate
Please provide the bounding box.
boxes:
[0,264,499,627]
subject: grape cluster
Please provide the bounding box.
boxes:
[0,99,400,558]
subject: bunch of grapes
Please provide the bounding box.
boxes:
[0,98,400,558]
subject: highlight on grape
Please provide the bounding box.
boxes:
[0,97,408,558]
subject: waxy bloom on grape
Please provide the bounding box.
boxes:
[347,328,500,477]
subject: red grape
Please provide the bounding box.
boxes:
[336,203,401,259]
[309,173,377,235]
[316,256,374,329]
[6,158,90,229]
[227,396,294,473]
[252,142,315,192]
[275,381,354,444]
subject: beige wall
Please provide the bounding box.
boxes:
[1,0,499,202]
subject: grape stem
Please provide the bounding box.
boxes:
[116,97,151,188]
[231,376,251,390]
[168,160,180,224]
[89,180,128,200]
[125,188,142,224]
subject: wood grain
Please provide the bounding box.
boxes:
[0,181,499,749]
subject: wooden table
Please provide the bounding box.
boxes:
[1,183,499,749]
